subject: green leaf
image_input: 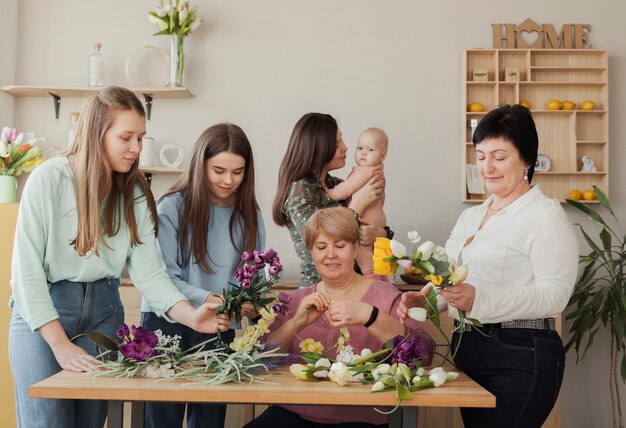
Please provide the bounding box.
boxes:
[566,199,608,229]
[418,260,435,274]
[621,354,626,383]
[395,382,414,400]
[600,228,612,255]
[467,318,483,327]
[300,352,326,364]
[85,330,119,352]
[425,287,440,328]
[593,186,614,216]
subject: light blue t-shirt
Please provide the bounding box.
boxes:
[141,192,266,322]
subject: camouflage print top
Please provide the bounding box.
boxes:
[283,176,343,287]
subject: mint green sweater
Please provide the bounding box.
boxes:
[9,156,186,331]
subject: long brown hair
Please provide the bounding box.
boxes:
[68,85,156,257]
[272,113,338,226]
[161,123,259,273]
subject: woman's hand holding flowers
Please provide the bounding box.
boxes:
[294,292,331,330]
[187,300,231,333]
[326,300,370,328]
[397,290,429,324]
[439,282,476,312]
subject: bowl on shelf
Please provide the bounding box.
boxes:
[400,274,429,285]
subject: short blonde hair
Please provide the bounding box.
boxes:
[304,207,360,249]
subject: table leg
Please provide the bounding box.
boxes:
[107,400,124,428]
[401,407,418,427]
[131,401,145,428]
[388,407,419,428]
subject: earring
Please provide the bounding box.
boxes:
[523,168,529,181]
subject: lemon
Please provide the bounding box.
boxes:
[569,189,583,200]
[468,102,485,112]
[581,100,595,110]
[561,100,576,110]
[546,100,562,110]
[583,189,596,200]
[519,100,531,109]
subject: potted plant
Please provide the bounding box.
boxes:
[566,186,625,428]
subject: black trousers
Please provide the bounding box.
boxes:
[244,406,388,428]
[452,327,565,428]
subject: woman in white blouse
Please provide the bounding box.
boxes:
[399,104,578,428]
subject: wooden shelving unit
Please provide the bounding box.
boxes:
[462,49,609,203]
[0,85,192,120]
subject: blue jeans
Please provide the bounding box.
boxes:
[141,311,235,428]
[452,326,565,428]
[9,278,124,428]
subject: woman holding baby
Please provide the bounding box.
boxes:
[272,112,390,287]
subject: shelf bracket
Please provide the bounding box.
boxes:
[143,94,153,121]
[48,92,61,120]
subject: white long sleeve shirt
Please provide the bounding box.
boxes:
[444,186,579,324]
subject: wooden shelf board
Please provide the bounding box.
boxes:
[0,85,192,99]
[577,140,607,145]
[140,166,184,174]
[520,81,606,86]
[534,171,607,176]
[467,81,497,86]
[464,198,600,204]
[531,110,606,114]
[530,66,607,71]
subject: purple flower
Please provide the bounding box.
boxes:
[278,293,290,304]
[271,261,283,273]
[242,279,251,288]
[241,251,254,261]
[243,264,256,279]
[116,323,130,341]
[234,268,244,282]
[268,265,280,275]
[272,301,292,317]
[262,248,278,261]
[388,335,430,369]
[118,325,159,361]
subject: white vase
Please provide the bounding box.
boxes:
[140,137,156,167]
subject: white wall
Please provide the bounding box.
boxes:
[2,1,625,426]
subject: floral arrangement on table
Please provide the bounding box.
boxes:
[88,249,286,384]
[0,127,44,176]
[148,0,202,87]
[289,333,458,408]
[373,231,479,359]
[216,248,283,324]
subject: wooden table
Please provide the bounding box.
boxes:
[30,368,494,428]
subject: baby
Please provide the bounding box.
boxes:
[327,127,388,279]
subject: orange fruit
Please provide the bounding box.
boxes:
[546,99,562,110]
[519,100,531,109]
[569,189,583,200]
[582,189,596,200]
[561,100,576,110]
[468,102,485,112]
[581,100,595,110]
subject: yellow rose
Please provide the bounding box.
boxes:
[373,237,398,276]
[425,274,444,286]
[299,338,324,354]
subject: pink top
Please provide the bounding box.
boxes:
[326,164,386,227]
[268,280,435,425]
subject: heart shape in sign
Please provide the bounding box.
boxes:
[160,144,184,168]
[519,30,541,48]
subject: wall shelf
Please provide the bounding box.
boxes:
[462,49,609,203]
[0,85,192,120]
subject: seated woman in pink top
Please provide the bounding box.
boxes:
[326,128,388,280]
[244,207,434,428]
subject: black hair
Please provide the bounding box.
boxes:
[473,104,538,183]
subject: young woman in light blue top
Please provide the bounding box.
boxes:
[8,86,230,428]
[141,123,265,428]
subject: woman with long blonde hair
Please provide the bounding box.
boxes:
[8,86,230,428]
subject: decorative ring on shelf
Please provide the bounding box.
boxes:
[125,45,170,87]
[160,144,184,168]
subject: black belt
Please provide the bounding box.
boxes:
[454,318,556,332]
